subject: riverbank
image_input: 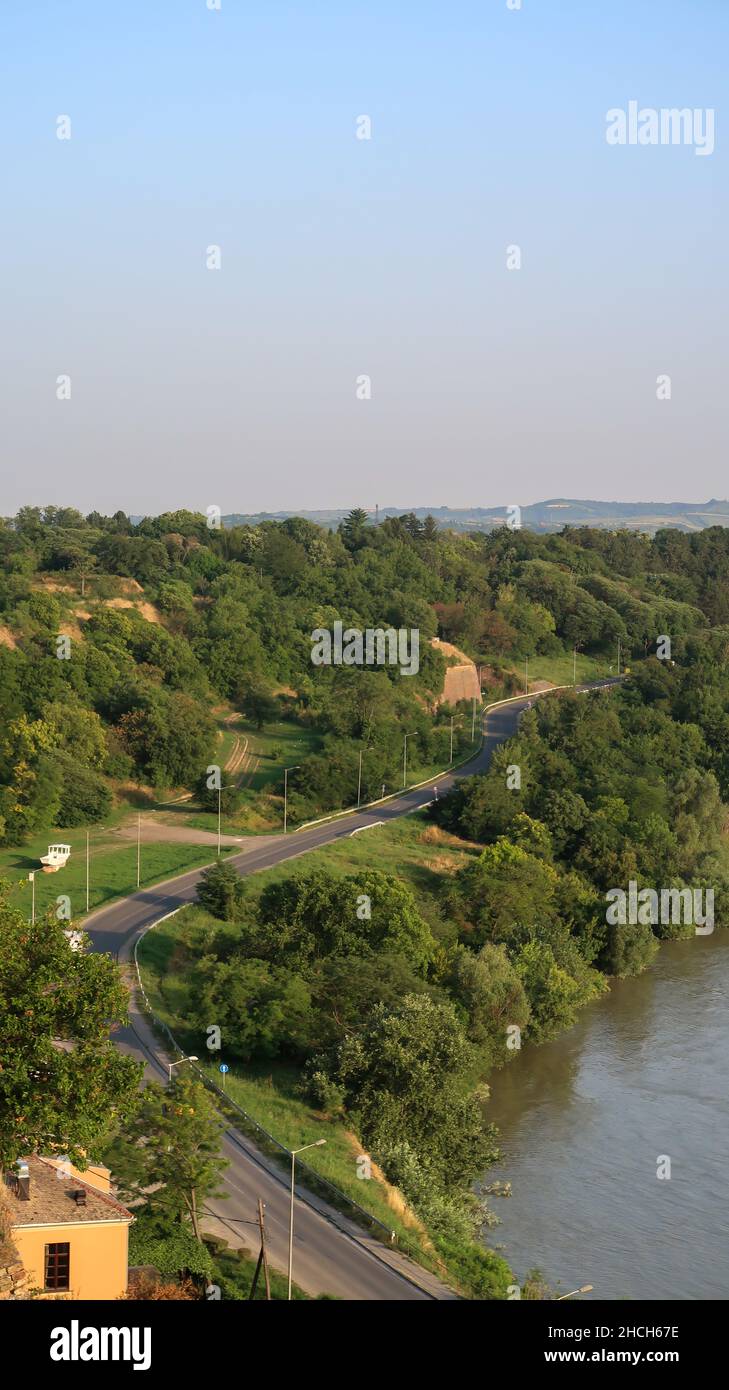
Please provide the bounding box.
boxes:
[483,929,729,1300]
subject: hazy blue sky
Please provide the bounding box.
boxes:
[1,1,726,516]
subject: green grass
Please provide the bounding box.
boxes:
[0,832,233,923]
[238,719,322,792]
[207,1239,320,1300]
[514,650,615,687]
[269,812,479,896]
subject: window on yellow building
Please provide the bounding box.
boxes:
[45,1242,70,1291]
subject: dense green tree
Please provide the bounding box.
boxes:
[0,893,141,1169]
[196,861,247,920]
[104,1074,227,1241]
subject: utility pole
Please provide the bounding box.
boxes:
[136,813,141,887]
[217,784,221,856]
[249,1199,271,1301]
[357,748,363,808]
[86,829,90,913]
[288,1141,326,1300]
[617,638,621,676]
[525,657,529,696]
[471,697,477,742]
[284,766,300,834]
[450,715,454,763]
[28,871,35,925]
[573,648,577,686]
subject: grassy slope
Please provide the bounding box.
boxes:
[0,831,234,923]
[136,814,491,1288]
[139,918,445,1272]
[511,650,616,688]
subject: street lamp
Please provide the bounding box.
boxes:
[168,1055,198,1082]
[402,733,414,789]
[288,1140,327,1299]
[217,781,236,856]
[86,826,108,913]
[283,766,300,834]
[557,1284,593,1300]
[357,747,363,808]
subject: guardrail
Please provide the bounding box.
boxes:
[128,679,621,1285]
[293,681,586,833]
[132,915,435,1271]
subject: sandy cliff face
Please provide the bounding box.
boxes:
[431,639,481,705]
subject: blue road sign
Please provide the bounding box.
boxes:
[219,1064,229,1074]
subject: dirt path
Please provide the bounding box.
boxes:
[114,821,244,847]
[223,711,252,784]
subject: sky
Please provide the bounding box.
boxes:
[1,0,727,517]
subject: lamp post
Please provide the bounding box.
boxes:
[28,871,35,925]
[215,781,237,855]
[471,696,477,742]
[137,813,141,888]
[85,826,108,913]
[557,1284,593,1301]
[525,657,529,696]
[283,766,300,834]
[402,733,414,789]
[288,1140,327,1299]
[168,1055,198,1083]
[357,748,363,808]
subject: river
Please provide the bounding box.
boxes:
[483,930,729,1300]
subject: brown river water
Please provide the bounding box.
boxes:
[483,930,729,1300]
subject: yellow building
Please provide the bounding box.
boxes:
[3,1156,132,1300]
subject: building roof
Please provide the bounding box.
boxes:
[4,1157,132,1228]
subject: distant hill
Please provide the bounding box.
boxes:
[222,499,729,536]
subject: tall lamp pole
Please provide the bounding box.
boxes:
[288,1140,326,1300]
[137,813,141,887]
[216,781,236,855]
[357,748,363,808]
[86,829,90,913]
[284,766,300,834]
[403,733,414,789]
[28,871,35,925]
[525,657,529,696]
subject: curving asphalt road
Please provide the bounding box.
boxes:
[86,680,619,1300]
